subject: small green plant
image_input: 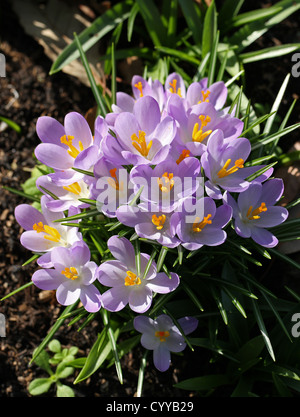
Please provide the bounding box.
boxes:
[28,339,79,397]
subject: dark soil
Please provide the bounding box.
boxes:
[0,0,300,398]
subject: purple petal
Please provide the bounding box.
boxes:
[251,227,278,248]
[147,272,180,294]
[153,345,171,372]
[35,143,73,170]
[20,231,57,252]
[134,96,161,135]
[177,316,199,335]
[64,112,93,149]
[128,286,153,313]
[32,268,64,290]
[141,332,160,350]
[107,236,136,270]
[254,206,288,228]
[97,260,128,287]
[80,286,102,312]
[134,315,155,334]
[165,332,186,353]
[56,282,81,306]
[101,286,129,312]
[36,116,65,145]
[15,204,45,231]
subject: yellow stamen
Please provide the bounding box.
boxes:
[192,115,212,143]
[176,149,190,165]
[124,271,141,286]
[155,330,170,342]
[131,130,152,158]
[152,214,166,230]
[192,214,212,233]
[247,202,267,220]
[61,266,79,280]
[32,221,61,243]
[157,172,174,193]
[107,168,123,191]
[60,135,84,158]
[217,158,244,179]
[62,182,81,195]
[198,90,211,104]
[169,79,182,97]
[134,81,143,97]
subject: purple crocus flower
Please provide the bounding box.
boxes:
[130,157,201,212]
[186,77,228,111]
[91,156,134,217]
[175,197,232,251]
[116,202,181,248]
[134,314,198,372]
[36,174,92,212]
[32,241,102,312]
[167,94,243,156]
[14,195,82,268]
[223,179,289,248]
[109,75,166,118]
[201,129,274,199]
[165,72,186,99]
[97,236,180,313]
[35,112,100,180]
[103,96,176,166]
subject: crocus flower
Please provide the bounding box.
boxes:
[103,96,176,166]
[35,112,100,180]
[36,174,92,212]
[14,195,82,268]
[224,179,289,248]
[130,157,201,212]
[186,77,228,111]
[175,197,232,251]
[134,314,198,372]
[165,72,186,99]
[167,94,243,156]
[201,129,274,199]
[108,75,166,120]
[116,202,181,248]
[91,156,134,217]
[97,236,180,313]
[32,241,102,312]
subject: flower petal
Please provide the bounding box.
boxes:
[153,344,171,372]
[147,272,179,294]
[101,286,129,312]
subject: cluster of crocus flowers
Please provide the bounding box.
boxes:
[14,72,289,372]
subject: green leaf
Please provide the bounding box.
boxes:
[155,46,200,66]
[229,5,283,29]
[32,348,53,375]
[135,0,167,47]
[0,115,21,134]
[31,303,78,364]
[127,2,140,42]
[50,1,133,74]
[241,44,300,64]
[202,0,217,59]
[0,281,34,301]
[56,383,75,397]
[177,0,202,44]
[74,32,107,116]
[175,374,230,391]
[28,378,53,396]
[48,339,61,354]
[249,289,276,361]
[227,0,300,52]
[56,365,74,379]
[74,328,114,384]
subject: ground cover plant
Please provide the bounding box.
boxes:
[2,0,300,397]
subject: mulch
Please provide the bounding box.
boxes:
[0,0,300,398]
